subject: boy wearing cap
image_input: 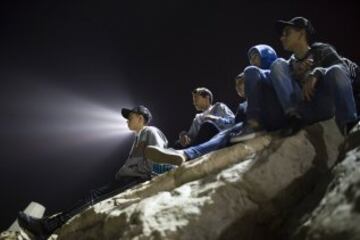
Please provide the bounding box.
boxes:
[176,87,235,148]
[271,16,358,134]
[17,105,171,239]
[117,105,171,178]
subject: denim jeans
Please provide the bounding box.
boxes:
[244,66,287,130]
[182,66,288,160]
[183,122,244,160]
[270,58,358,127]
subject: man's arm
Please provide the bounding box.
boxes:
[308,43,343,81]
[205,103,235,127]
[179,116,201,146]
[303,43,344,100]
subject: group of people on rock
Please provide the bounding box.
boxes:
[18,16,359,239]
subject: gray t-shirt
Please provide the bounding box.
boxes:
[115,126,168,179]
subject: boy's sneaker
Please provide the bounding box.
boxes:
[279,111,304,137]
[17,212,49,239]
[229,124,266,143]
[342,119,360,136]
[145,146,186,166]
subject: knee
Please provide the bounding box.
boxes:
[270,58,288,77]
[244,65,261,76]
[324,65,350,88]
[325,65,346,81]
[244,66,262,84]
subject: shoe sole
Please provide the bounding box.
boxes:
[17,213,49,240]
[229,131,266,143]
[145,147,184,166]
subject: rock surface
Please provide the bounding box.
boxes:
[55,119,343,240]
[284,125,360,240]
[2,119,360,240]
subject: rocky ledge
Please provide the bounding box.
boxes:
[2,119,359,240]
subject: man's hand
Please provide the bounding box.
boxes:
[293,58,314,80]
[179,132,191,147]
[301,58,314,71]
[303,75,319,101]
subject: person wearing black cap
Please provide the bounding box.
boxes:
[117,105,171,177]
[16,105,171,239]
[270,16,358,135]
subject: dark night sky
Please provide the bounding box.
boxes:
[0,0,359,230]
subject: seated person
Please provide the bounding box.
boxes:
[230,44,288,141]
[145,44,287,165]
[17,105,172,239]
[270,16,358,135]
[175,87,235,148]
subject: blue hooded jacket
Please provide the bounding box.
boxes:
[248,44,277,69]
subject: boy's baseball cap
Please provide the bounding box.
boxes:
[276,16,315,35]
[121,105,152,123]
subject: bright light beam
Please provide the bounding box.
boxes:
[1,79,135,162]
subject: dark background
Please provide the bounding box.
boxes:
[0,0,359,230]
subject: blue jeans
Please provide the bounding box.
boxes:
[182,66,288,160]
[244,66,287,130]
[183,123,244,160]
[270,58,358,127]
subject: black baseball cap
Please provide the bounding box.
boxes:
[121,105,152,123]
[276,16,315,35]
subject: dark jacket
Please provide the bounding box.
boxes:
[289,42,344,83]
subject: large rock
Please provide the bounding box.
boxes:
[1,119,348,240]
[53,119,343,240]
[285,126,360,240]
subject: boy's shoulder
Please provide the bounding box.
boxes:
[142,126,161,134]
[311,42,336,51]
[213,102,230,108]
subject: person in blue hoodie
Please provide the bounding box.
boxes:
[144,44,287,165]
[230,44,288,142]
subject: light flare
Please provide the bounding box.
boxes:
[1,80,136,161]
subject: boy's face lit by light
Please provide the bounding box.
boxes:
[235,76,245,98]
[127,112,144,132]
[192,93,210,111]
[249,52,261,67]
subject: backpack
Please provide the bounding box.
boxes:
[343,57,360,114]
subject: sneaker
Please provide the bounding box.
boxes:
[229,124,266,143]
[145,146,186,166]
[341,119,360,136]
[279,111,304,137]
[17,211,49,239]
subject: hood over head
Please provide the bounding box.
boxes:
[248,44,277,69]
